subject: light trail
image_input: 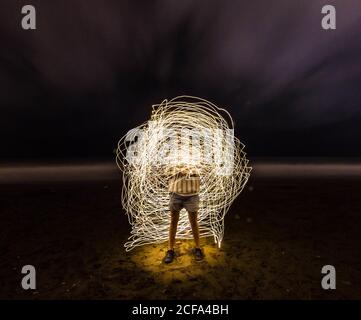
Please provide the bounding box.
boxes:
[116,96,251,251]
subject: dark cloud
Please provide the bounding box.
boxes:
[1,0,361,159]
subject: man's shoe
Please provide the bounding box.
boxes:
[194,248,204,261]
[164,249,175,264]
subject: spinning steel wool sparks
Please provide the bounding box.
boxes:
[116,96,251,251]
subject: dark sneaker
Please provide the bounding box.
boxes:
[164,249,175,264]
[194,248,204,261]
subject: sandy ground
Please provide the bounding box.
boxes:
[0,164,361,299]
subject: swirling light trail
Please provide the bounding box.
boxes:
[116,96,251,251]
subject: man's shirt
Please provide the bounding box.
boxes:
[167,167,200,196]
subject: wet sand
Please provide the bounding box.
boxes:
[0,163,360,299]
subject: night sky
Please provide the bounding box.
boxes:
[1,0,360,160]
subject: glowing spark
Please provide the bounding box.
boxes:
[116,96,251,251]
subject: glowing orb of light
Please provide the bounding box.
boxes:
[116,96,251,251]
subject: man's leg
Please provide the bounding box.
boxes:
[188,211,200,248]
[188,211,204,261]
[169,210,180,250]
[164,210,179,264]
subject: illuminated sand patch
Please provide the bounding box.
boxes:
[129,238,226,284]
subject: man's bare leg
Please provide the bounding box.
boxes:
[169,210,180,250]
[188,211,200,248]
[188,211,204,260]
[164,211,179,263]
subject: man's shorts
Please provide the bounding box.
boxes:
[169,193,200,213]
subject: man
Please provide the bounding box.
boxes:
[164,164,204,263]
